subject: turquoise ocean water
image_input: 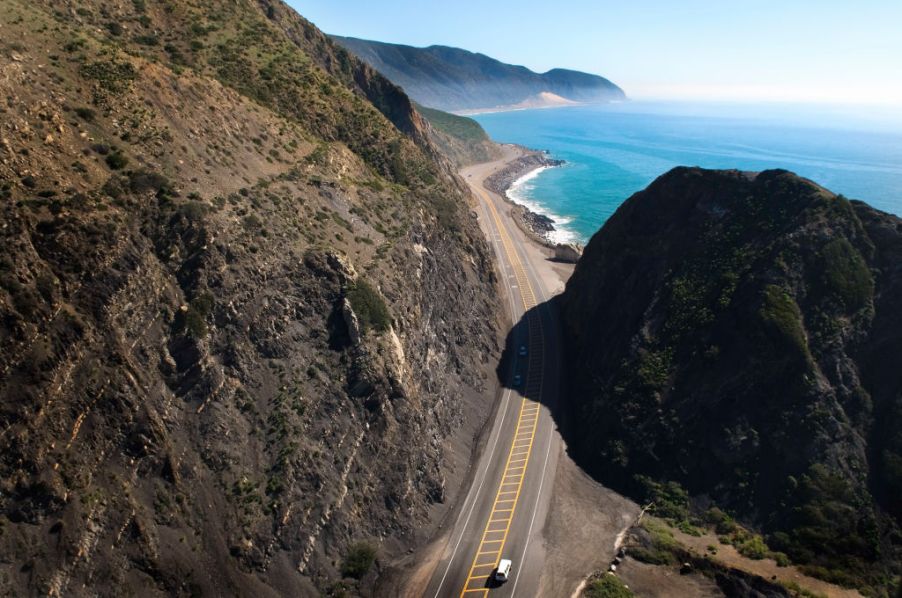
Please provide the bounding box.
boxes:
[473,102,902,244]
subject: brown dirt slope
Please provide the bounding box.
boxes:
[0,0,503,595]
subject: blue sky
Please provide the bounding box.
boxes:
[287,0,902,104]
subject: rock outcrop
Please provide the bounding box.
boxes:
[553,244,582,263]
[558,168,902,594]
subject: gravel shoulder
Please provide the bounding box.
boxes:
[538,455,640,597]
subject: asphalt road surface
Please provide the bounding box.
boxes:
[424,157,566,598]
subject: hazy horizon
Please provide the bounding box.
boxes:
[291,0,902,107]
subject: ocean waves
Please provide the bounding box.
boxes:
[506,166,581,245]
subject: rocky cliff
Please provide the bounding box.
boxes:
[0,0,502,595]
[331,36,626,112]
[559,168,902,595]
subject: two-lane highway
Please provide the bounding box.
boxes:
[424,152,566,598]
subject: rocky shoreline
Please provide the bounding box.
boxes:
[484,147,582,262]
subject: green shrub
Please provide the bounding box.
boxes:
[636,477,690,521]
[642,518,679,550]
[175,292,214,339]
[340,542,376,579]
[242,213,262,231]
[74,107,96,121]
[128,169,170,193]
[705,507,738,535]
[759,285,808,358]
[819,238,873,310]
[630,517,680,565]
[583,574,634,598]
[779,580,826,598]
[635,348,673,390]
[676,519,703,536]
[629,546,676,566]
[64,38,87,53]
[346,279,391,333]
[80,60,137,94]
[771,551,791,567]
[768,464,880,590]
[737,534,769,560]
[105,151,129,170]
[134,34,159,46]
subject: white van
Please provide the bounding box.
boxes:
[495,559,512,582]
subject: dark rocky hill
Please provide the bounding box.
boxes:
[559,168,902,595]
[0,0,502,595]
[331,36,626,112]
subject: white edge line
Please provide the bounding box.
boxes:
[432,389,510,598]
[432,178,525,598]
[509,418,555,598]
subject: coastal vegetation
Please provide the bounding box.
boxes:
[417,104,489,144]
[583,574,635,598]
[415,103,501,166]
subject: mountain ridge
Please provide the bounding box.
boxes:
[331,35,626,112]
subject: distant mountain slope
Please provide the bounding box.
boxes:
[332,36,626,112]
[559,168,902,595]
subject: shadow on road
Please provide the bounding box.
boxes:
[494,296,569,430]
[481,574,505,590]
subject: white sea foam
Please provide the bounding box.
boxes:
[506,166,580,245]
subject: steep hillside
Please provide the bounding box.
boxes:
[0,0,502,596]
[415,104,501,167]
[559,168,902,595]
[331,36,626,112]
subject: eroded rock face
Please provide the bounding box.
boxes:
[341,298,363,346]
[553,244,582,263]
[0,1,502,595]
[558,167,902,591]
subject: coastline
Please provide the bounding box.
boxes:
[483,145,582,261]
[454,102,584,117]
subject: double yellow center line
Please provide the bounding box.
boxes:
[460,188,546,596]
